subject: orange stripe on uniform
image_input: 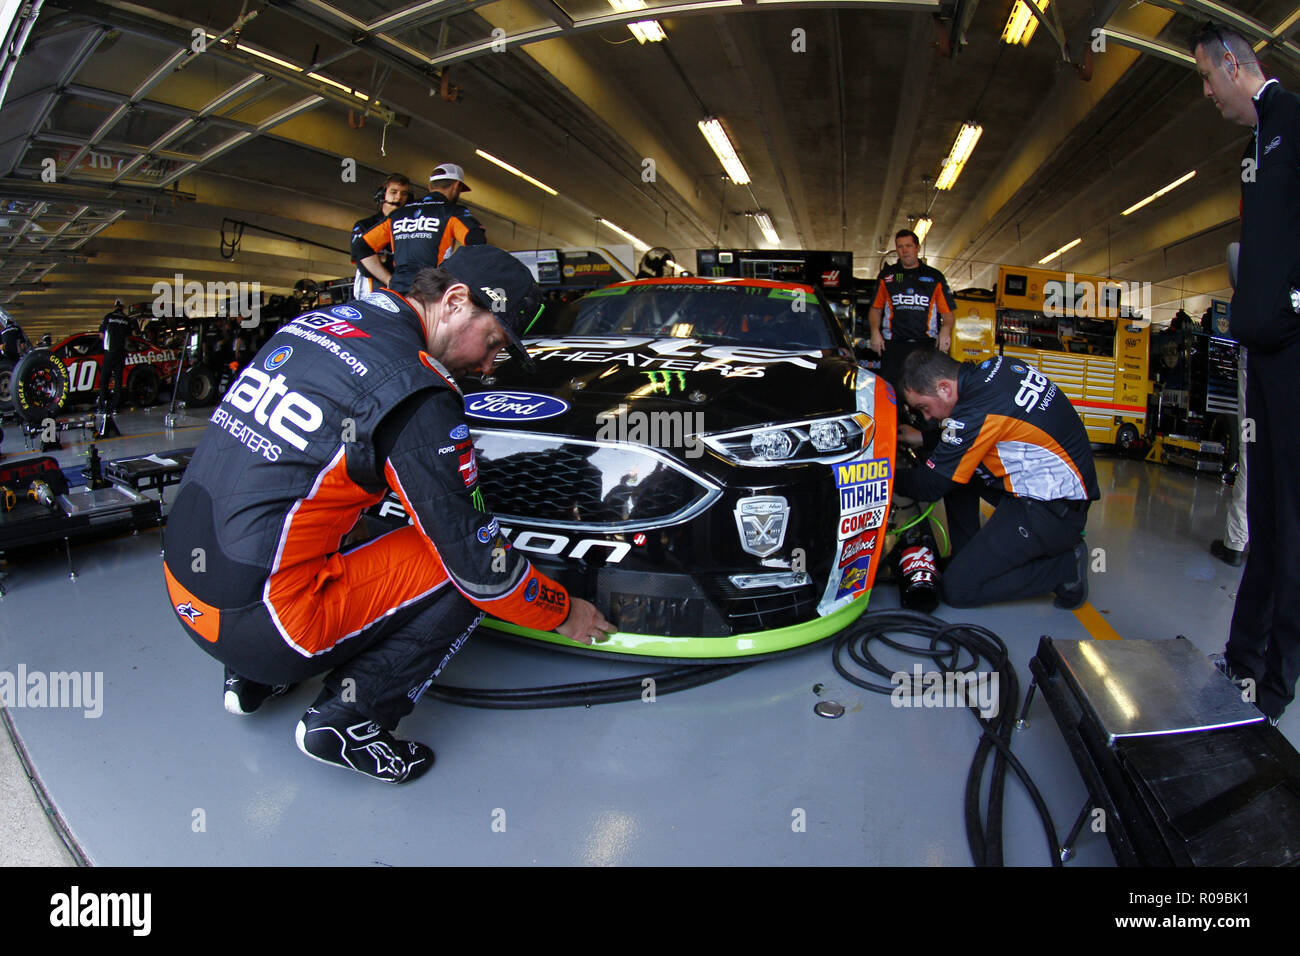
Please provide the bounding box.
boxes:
[266,526,453,656]
[978,415,1086,494]
[438,219,468,264]
[362,218,392,254]
[164,562,221,644]
[383,459,570,632]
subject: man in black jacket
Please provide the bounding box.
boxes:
[98,298,132,411]
[1192,22,1300,724]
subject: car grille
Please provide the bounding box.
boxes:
[711,578,820,632]
[471,430,720,531]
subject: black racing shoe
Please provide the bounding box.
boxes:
[223,667,294,716]
[295,699,434,784]
[1053,541,1089,610]
[1210,539,1245,567]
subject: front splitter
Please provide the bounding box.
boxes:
[481,592,870,660]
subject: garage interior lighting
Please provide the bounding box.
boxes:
[752,211,779,245]
[935,122,981,191]
[607,0,667,43]
[474,149,558,196]
[1038,237,1081,264]
[204,34,370,100]
[914,217,932,244]
[1002,0,1047,46]
[596,217,650,252]
[1120,170,1196,216]
[698,117,751,185]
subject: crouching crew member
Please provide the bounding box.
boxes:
[163,246,613,784]
[894,349,1099,609]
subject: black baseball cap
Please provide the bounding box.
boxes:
[440,244,544,371]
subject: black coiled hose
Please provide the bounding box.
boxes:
[428,661,752,710]
[832,608,1063,866]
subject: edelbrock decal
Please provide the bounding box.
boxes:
[465,391,570,422]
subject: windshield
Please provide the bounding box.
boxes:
[537,283,842,351]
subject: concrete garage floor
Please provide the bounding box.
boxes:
[0,405,1288,866]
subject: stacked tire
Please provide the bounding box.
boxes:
[11,349,70,424]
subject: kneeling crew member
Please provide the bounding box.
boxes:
[894,349,1099,609]
[163,246,613,784]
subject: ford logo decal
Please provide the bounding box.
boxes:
[465,391,569,421]
[331,305,362,320]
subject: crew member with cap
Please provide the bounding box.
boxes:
[350,173,411,299]
[894,348,1098,609]
[98,298,132,411]
[359,162,486,294]
[163,244,613,784]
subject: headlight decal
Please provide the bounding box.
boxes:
[816,367,897,617]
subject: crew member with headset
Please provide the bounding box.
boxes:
[98,298,132,411]
[350,173,411,299]
[894,348,1099,610]
[358,162,486,293]
[162,246,613,784]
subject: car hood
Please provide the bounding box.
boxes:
[460,336,863,435]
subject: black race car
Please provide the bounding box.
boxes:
[378,276,898,659]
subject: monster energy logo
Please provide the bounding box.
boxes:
[643,370,687,395]
[471,488,486,512]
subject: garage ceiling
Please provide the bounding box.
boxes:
[2,0,1298,338]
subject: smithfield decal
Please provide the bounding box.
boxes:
[263,345,293,372]
[465,391,570,422]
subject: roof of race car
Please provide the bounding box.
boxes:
[606,276,818,295]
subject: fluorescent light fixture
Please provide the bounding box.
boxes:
[596,217,650,252]
[1002,0,1047,46]
[1120,170,1196,216]
[608,0,666,43]
[914,217,932,244]
[1038,237,1081,264]
[935,122,982,191]
[207,35,303,73]
[698,117,751,185]
[474,149,558,196]
[752,211,779,245]
[629,21,667,42]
